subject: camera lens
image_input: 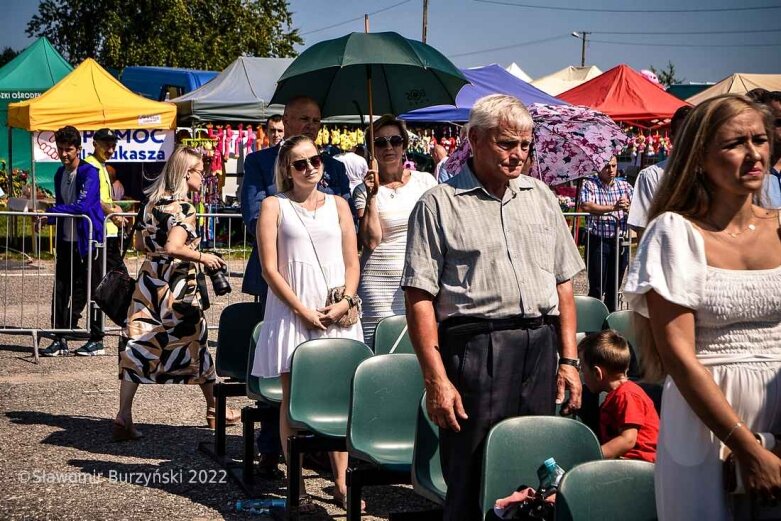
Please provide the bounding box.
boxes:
[208,265,231,296]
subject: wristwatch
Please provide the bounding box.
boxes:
[342,293,356,308]
[559,357,581,369]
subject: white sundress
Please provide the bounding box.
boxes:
[624,211,781,520]
[251,194,363,378]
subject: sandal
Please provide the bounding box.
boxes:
[297,494,318,514]
[332,489,366,512]
[206,406,241,429]
[112,419,143,442]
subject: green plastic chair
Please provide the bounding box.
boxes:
[556,460,656,521]
[287,338,373,517]
[204,302,264,459]
[480,416,603,520]
[575,295,610,339]
[373,314,414,355]
[345,354,424,518]
[245,321,282,405]
[412,393,447,506]
[605,310,637,349]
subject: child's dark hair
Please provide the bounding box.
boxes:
[578,329,631,375]
[54,125,81,148]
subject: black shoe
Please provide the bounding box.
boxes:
[74,340,105,356]
[40,339,69,357]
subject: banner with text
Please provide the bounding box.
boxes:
[33,129,175,163]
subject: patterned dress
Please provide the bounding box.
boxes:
[119,197,216,384]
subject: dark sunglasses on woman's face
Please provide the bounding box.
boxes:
[373,135,404,148]
[291,155,323,172]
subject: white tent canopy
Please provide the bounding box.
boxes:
[686,73,781,105]
[531,65,603,96]
[505,62,532,83]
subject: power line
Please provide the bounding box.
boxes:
[301,0,412,36]
[449,34,569,58]
[474,0,781,13]
[590,38,781,47]
[592,28,781,35]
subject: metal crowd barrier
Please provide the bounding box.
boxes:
[0,211,96,359]
[561,212,627,310]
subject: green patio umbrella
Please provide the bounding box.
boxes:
[271,31,468,158]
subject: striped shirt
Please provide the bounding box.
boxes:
[580,176,633,238]
[401,162,584,321]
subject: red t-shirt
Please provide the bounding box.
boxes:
[600,380,659,463]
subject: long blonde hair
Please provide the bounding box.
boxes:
[144,146,203,207]
[637,94,774,382]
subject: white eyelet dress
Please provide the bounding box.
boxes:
[624,211,781,521]
[250,194,363,378]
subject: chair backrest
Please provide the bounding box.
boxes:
[245,321,283,404]
[411,394,447,505]
[373,315,414,355]
[605,310,640,378]
[288,338,373,438]
[216,302,265,380]
[480,416,602,520]
[575,296,610,335]
[555,460,656,521]
[347,354,423,467]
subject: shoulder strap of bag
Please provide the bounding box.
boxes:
[286,195,330,290]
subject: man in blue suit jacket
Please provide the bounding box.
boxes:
[240,96,352,300]
[40,126,106,357]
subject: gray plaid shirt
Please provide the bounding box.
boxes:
[401,163,584,322]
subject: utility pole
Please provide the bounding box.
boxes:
[571,31,590,67]
[422,0,429,43]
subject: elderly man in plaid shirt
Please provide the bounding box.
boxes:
[579,157,633,311]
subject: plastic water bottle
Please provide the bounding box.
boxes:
[235,498,286,515]
[537,457,566,497]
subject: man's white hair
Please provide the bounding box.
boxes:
[466,94,533,134]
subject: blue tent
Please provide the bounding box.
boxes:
[400,63,565,122]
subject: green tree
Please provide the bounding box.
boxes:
[649,61,682,88]
[26,0,302,70]
[0,47,19,68]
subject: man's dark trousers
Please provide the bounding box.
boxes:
[52,240,103,340]
[437,318,558,521]
[586,233,629,312]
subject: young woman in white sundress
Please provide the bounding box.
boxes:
[624,94,781,519]
[354,115,436,347]
[250,135,362,510]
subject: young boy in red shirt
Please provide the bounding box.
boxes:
[579,330,659,462]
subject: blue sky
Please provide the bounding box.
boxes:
[3,0,780,83]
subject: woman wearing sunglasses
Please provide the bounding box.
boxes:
[353,115,437,347]
[250,135,362,510]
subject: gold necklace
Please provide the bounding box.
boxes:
[705,219,757,238]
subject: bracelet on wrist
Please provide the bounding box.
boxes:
[722,421,745,445]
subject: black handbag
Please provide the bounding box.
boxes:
[94,206,144,327]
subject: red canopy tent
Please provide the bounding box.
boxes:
[558,64,689,128]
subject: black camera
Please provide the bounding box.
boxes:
[202,250,232,296]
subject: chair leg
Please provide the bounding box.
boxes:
[287,434,301,521]
[241,406,256,483]
[347,467,362,521]
[214,382,227,457]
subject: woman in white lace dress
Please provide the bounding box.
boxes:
[624,94,781,519]
[354,115,436,347]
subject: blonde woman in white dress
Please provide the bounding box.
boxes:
[354,115,436,347]
[250,135,362,510]
[624,94,781,519]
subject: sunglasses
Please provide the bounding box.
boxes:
[373,135,404,148]
[290,154,323,172]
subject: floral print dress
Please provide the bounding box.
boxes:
[119,197,215,384]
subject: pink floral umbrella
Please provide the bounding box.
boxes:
[443,103,629,186]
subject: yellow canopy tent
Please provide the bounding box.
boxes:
[8,58,176,131]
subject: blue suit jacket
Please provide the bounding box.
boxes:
[240,145,353,296]
[48,161,104,258]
